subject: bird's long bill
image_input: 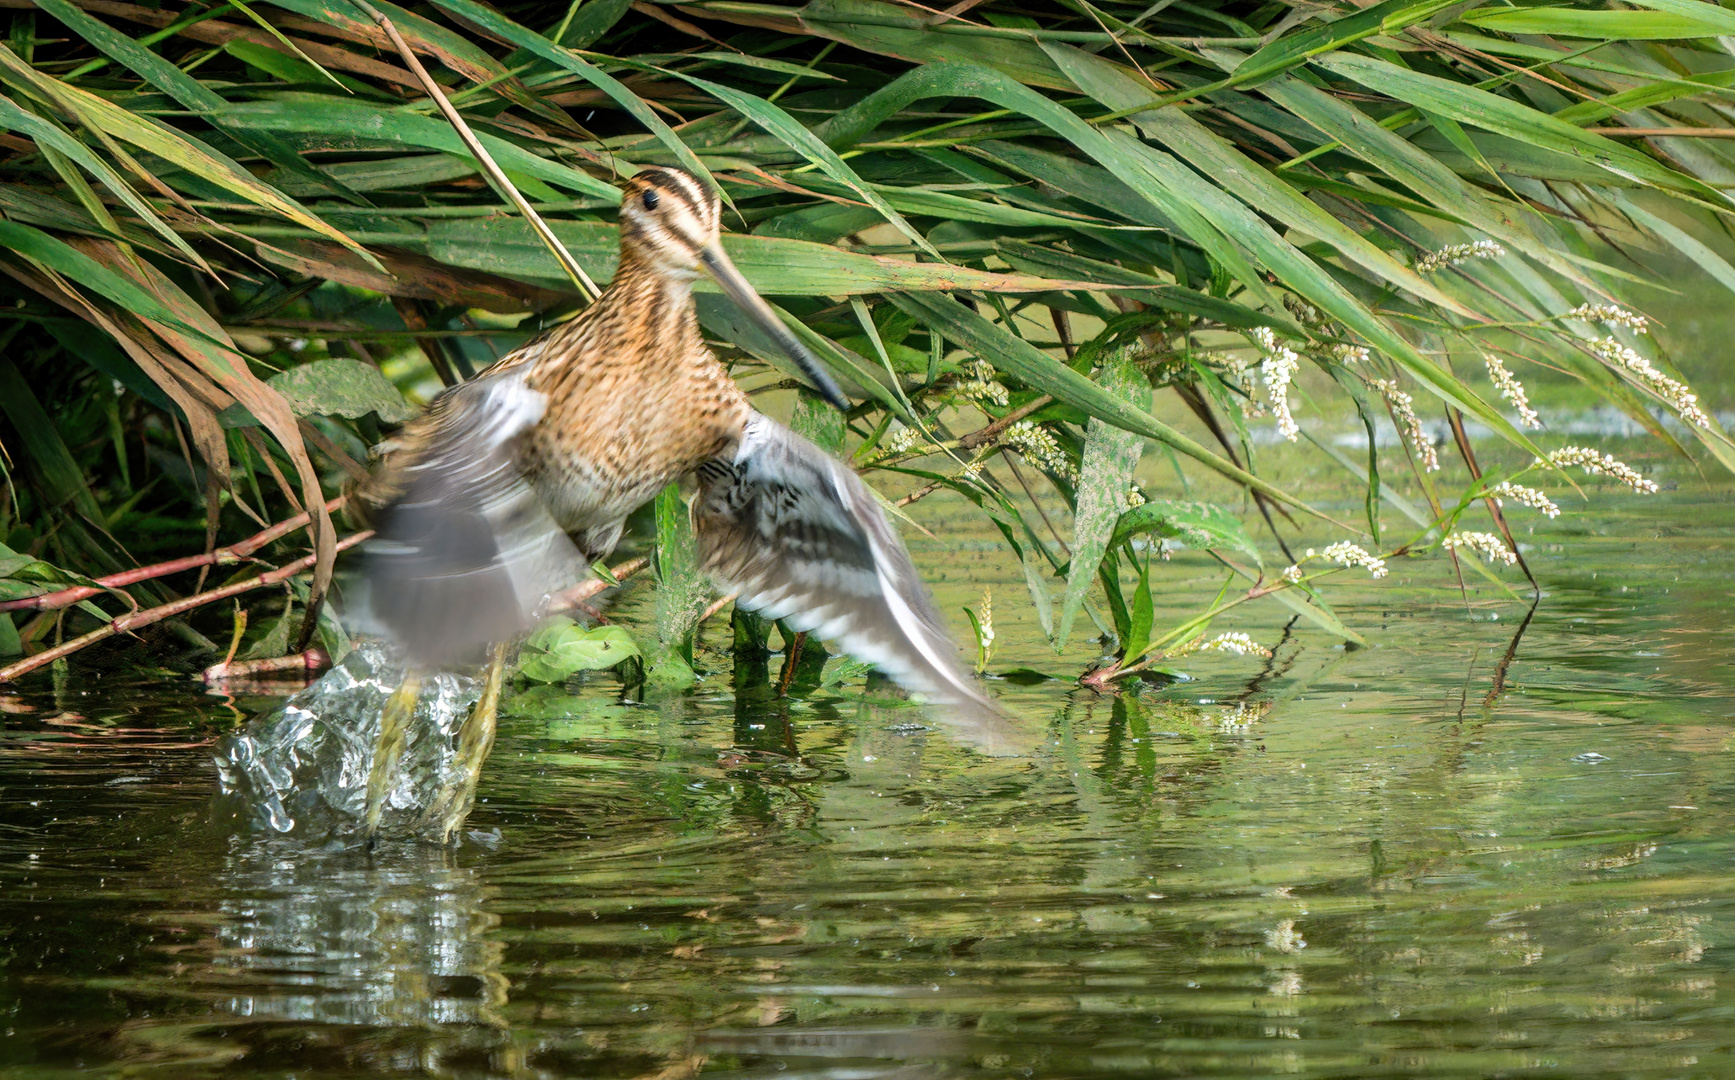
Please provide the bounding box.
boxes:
[699,242,850,412]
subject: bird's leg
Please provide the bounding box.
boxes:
[366,670,423,838]
[419,640,510,844]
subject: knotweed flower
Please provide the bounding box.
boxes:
[1003,421,1078,482]
[1566,303,1648,333]
[1281,564,1305,584]
[1587,337,1709,428]
[1442,530,1518,566]
[1545,446,1658,493]
[1483,354,1540,429]
[1251,327,1301,441]
[1488,482,1559,519]
[1326,342,1370,366]
[1320,540,1389,578]
[1415,239,1505,273]
[956,359,1009,407]
[1126,487,1146,508]
[876,427,924,460]
[1369,377,1439,472]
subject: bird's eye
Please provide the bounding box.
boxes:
[641,189,660,211]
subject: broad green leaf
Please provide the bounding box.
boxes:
[1111,499,1262,566]
[520,617,642,682]
[267,358,415,423]
[1055,350,1147,651]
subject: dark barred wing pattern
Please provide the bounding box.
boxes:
[361,374,586,668]
[692,416,1010,751]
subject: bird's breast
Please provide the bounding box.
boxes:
[523,352,751,532]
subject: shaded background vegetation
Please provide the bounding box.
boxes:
[3,0,1735,683]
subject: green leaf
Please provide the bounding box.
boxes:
[423,0,719,194]
[519,616,642,682]
[1055,349,1146,651]
[890,290,1330,523]
[1123,552,1154,661]
[1111,499,1261,566]
[266,358,415,423]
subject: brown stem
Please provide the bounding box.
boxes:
[1445,407,1537,590]
[0,497,350,614]
[958,395,1054,450]
[0,531,372,683]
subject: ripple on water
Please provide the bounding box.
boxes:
[0,489,1733,1078]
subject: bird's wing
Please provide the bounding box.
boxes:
[692,415,1013,752]
[358,373,587,668]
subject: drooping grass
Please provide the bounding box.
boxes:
[2,0,1733,681]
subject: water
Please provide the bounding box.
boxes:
[3,480,1734,1078]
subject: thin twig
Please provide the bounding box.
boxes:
[348,0,599,301]
[0,497,350,614]
[0,532,372,683]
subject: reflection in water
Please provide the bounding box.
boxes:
[3,486,1735,1077]
[212,844,507,1029]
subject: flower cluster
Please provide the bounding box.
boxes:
[1414,239,1505,273]
[1281,541,1390,583]
[1442,530,1518,566]
[1545,446,1658,494]
[1003,421,1078,481]
[1325,341,1370,366]
[876,427,925,460]
[1172,631,1271,659]
[1566,303,1648,333]
[1125,487,1147,508]
[1488,481,1560,519]
[1588,337,1709,428]
[1483,354,1540,429]
[1251,327,1301,441]
[1368,377,1439,472]
[955,359,1009,407]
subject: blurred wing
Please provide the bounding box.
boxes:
[360,373,585,668]
[693,415,1011,751]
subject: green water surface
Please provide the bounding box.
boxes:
[1,471,1733,1078]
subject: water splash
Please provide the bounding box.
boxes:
[212,640,480,841]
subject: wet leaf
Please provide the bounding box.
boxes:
[519,617,642,682]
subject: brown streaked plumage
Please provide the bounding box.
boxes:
[356,168,1007,840]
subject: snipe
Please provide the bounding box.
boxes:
[354,167,1003,841]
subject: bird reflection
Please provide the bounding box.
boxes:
[212,843,507,1029]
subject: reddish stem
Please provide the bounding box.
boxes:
[0,531,371,683]
[0,497,349,614]
[203,648,329,682]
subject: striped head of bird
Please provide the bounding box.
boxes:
[614,168,850,411]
